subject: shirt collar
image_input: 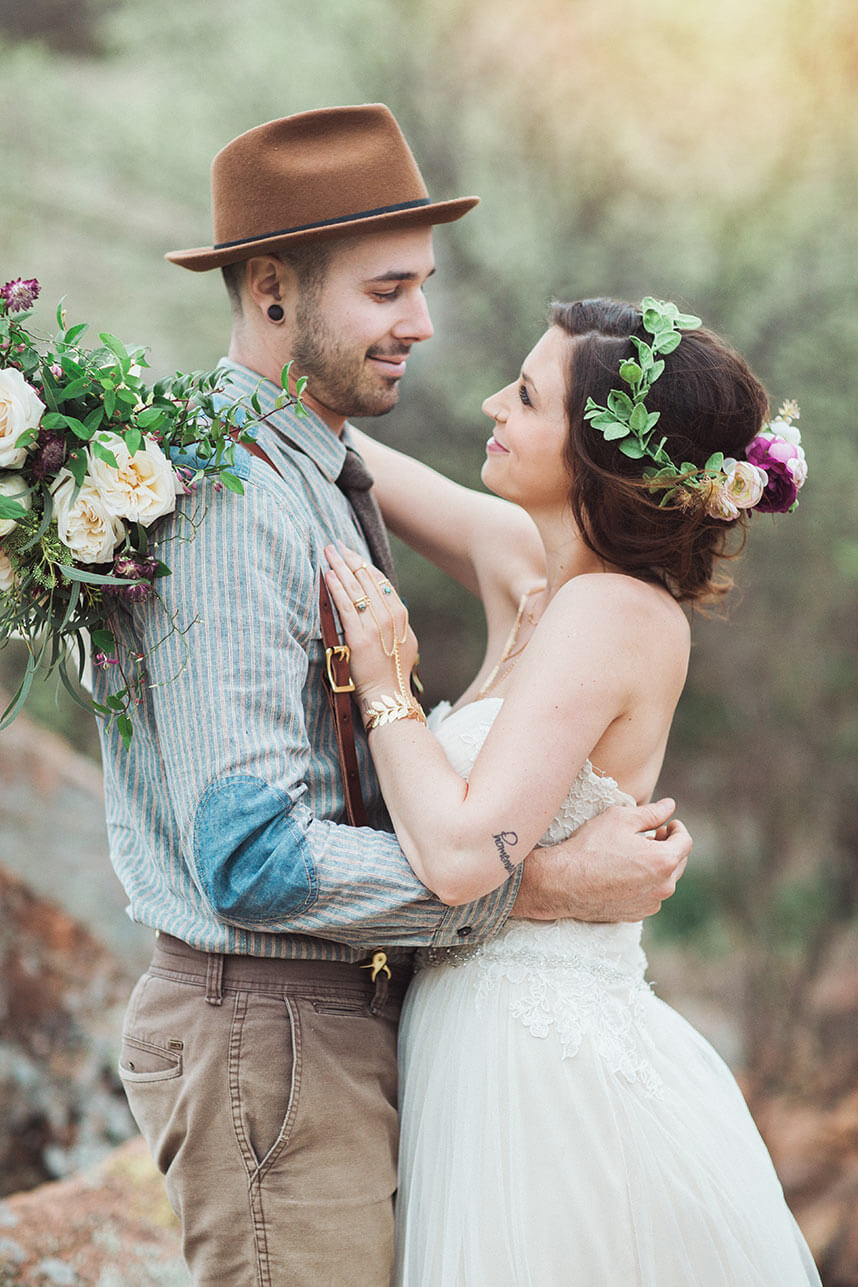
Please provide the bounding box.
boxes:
[216,357,348,482]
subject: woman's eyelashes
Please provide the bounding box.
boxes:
[518,382,532,407]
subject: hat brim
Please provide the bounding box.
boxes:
[166,195,479,272]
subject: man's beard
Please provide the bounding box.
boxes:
[291,296,404,420]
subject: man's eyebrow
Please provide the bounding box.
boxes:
[365,266,437,284]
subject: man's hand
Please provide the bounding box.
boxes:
[512,798,690,923]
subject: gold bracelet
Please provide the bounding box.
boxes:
[363,694,427,732]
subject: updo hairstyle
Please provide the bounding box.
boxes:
[552,299,770,604]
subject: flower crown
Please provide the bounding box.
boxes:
[583,298,807,520]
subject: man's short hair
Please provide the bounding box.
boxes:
[221,242,334,316]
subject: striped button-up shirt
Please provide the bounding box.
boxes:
[94,360,520,961]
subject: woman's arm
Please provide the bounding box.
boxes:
[349,426,543,599]
[326,547,679,906]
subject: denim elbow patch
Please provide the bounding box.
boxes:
[193,776,317,923]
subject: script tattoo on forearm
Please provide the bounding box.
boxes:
[492,830,520,876]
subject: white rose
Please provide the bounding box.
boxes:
[87,432,181,525]
[0,546,15,593]
[51,469,126,564]
[0,473,32,537]
[0,367,45,467]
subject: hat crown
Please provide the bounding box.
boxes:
[166,103,477,270]
[210,105,429,249]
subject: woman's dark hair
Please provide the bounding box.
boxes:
[551,298,769,604]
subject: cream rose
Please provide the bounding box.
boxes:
[0,546,15,593]
[0,367,44,468]
[724,460,766,511]
[87,432,181,525]
[0,473,32,537]
[51,469,126,564]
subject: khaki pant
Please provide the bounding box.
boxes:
[119,934,405,1286]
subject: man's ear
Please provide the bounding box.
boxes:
[244,255,292,320]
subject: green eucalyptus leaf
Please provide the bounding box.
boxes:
[650,360,665,381]
[705,452,725,472]
[57,564,139,586]
[629,402,649,433]
[0,496,28,522]
[57,376,90,403]
[607,389,634,417]
[654,331,682,354]
[280,361,293,390]
[219,472,245,495]
[618,439,647,458]
[63,322,88,346]
[116,713,134,749]
[645,411,661,430]
[103,386,116,419]
[618,360,642,385]
[676,312,702,329]
[601,421,631,441]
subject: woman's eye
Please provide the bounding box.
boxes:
[518,383,531,407]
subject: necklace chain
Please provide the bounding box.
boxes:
[475,586,543,700]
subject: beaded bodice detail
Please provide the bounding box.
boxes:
[420,698,662,1091]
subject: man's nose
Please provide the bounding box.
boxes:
[394,291,434,344]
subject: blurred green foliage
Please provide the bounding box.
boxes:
[2,0,856,1088]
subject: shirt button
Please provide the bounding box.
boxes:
[457,926,472,937]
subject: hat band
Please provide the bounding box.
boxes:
[213,197,432,250]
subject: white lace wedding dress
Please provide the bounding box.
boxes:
[394,698,820,1286]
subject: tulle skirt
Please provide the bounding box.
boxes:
[394,938,820,1287]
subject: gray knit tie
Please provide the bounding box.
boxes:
[335,446,397,587]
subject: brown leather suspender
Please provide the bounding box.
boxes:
[235,433,369,827]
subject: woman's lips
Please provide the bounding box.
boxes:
[486,436,509,454]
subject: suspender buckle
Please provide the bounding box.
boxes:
[325,645,356,693]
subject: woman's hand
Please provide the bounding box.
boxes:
[324,543,420,703]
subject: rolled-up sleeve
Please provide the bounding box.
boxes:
[132,477,519,949]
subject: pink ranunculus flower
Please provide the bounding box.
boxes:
[745,433,805,513]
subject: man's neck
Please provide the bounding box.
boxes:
[227,335,345,435]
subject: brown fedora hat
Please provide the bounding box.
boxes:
[166,104,479,272]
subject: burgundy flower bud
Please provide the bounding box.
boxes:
[31,428,68,481]
[121,581,153,604]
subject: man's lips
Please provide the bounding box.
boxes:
[486,435,509,454]
[367,351,410,378]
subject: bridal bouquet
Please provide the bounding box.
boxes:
[0,276,303,746]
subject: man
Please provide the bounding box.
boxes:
[101,105,690,1285]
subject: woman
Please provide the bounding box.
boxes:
[325,298,818,1284]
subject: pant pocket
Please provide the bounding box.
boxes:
[229,990,298,1170]
[119,1033,183,1084]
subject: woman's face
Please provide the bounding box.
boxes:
[480,326,574,513]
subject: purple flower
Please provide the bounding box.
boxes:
[31,427,68,481]
[111,551,159,601]
[1,278,40,314]
[745,434,806,513]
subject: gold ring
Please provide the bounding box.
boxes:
[379,579,394,595]
[353,597,370,612]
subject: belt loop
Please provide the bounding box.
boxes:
[204,952,224,1006]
